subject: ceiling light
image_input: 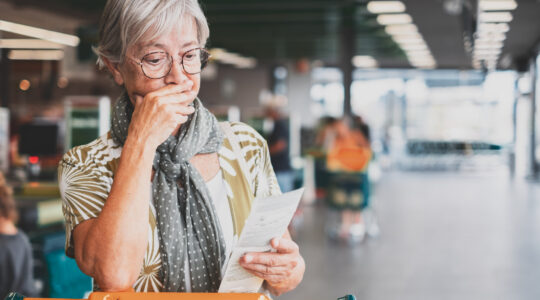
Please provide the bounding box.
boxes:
[352,55,378,68]
[234,58,257,69]
[407,53,434,60]
[474,48,502,55]
[406,52,432,59]
[385,24,418,35]
[0,39,64,49]
[393,36,426,45]
[0,20,79,47]
[479,12,513,23]
[474,41,504,49]
[19,79,31,91]
[473,53,500,59]
[209,48,257,68]
[409,58,436,64]
[377,13,413,25]
[401,44,429,51]
[476,30,507,39]
[8,49,64,60]
[479,0,517,11]
[475,34,507,42]
[477,23,510,33]
[367,1,406,14]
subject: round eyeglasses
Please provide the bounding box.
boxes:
[133,48,210,79]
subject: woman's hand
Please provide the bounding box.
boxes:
[128,83,196,150]
[239,232,305,296]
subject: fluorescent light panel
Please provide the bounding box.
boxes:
[367,1,406,14]
[393,36,426,45]
[474,42,504,49]
[8,49,64,60]
[475,35,507,42]
[401,44,428,51]
[479,12,513,23]
[385,24,418,35]
[479,0,517,11]
[477,23,510,33]
[209,48,257,68]
[377,13,412,25]
[0,39,63,49]
[0,20,79,47]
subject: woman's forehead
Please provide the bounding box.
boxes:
[135,18,198,52]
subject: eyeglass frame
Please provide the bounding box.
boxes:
[128,47,211,79]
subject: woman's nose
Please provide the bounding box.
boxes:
[165,57,189,84]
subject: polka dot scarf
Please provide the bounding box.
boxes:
[111,91,226,292]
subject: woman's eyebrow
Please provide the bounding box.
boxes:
[139,41,198,53]
[181,41,198,49]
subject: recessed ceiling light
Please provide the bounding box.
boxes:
[367,1,406,14]
[377,13,413,25]
[479,0,517,11]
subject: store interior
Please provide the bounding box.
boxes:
[2,0,540,299]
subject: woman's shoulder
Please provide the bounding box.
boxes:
[60,132,122,172]
[226,121,267,147]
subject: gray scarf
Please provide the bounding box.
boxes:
[111,91,226,292]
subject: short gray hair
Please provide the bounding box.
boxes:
[94,0,209,68]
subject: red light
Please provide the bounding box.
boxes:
[29,156,39,164]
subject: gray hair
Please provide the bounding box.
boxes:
[94,0,209,68]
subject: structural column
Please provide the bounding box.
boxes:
[0,49,9,108]
[529,56,538,179]
[340,21,354,117]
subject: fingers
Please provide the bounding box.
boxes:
[156,93,197,107]
[241,262,293,276]
[271,237,299,254]
[134,94,144,106]
[241,252,298,269]
[243,270,284,283]
[146,83,195,104]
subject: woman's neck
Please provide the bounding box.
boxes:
[0,218,18,235]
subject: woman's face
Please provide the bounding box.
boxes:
[111,18,201,106]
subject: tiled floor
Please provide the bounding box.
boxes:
[279,171,540,300]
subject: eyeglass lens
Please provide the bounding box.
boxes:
[140,48,209,79]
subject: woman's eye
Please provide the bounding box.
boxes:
[144,54,166,65]
[184,53,199,61]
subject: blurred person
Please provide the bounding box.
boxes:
[0,172,35,299]
[265,97,294,193]
[58,0,304,295]
[324,118,372,241]
[351,115,370,147]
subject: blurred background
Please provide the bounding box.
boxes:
[1,0,540,299]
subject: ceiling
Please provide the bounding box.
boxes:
[1,0,540,70]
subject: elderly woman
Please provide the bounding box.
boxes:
[58,0,304,295]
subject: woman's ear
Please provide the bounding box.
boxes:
[102,56,125,85]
